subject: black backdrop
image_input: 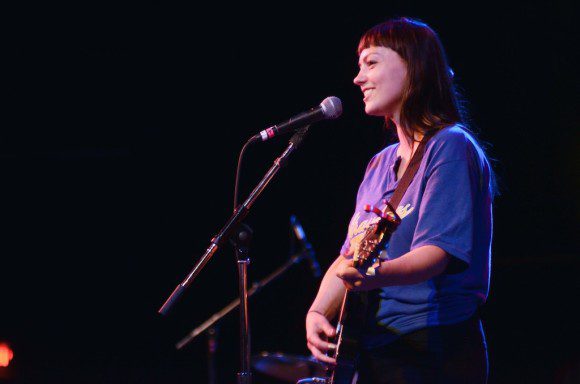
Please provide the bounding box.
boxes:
[3,1,578,383]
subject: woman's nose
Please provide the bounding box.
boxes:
[353,69,366,86]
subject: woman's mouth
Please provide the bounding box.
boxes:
[362,88,374,101]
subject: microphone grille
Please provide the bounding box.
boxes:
[320,96,343,119]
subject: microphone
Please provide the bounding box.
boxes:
[290,214,321,278]
[252,96,342,143]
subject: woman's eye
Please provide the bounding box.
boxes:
[367,61,377,67]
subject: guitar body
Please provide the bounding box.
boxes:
[326,203,401,384]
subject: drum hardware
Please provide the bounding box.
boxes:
[251,351,326,383]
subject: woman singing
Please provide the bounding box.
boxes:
[306,17,495,384]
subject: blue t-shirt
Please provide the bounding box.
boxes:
[340,125,493,349]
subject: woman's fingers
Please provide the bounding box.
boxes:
[305,310,338,365]
[322,322,336,338]
[306,333,336,353]
[307,341,337,365]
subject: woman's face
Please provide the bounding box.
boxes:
[353,46,408,117]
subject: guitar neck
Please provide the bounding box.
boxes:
[329,289,368,384]
[336,289,368,338]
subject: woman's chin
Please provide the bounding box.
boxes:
[364,106,385,117]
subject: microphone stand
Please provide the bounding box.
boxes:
[159,126,311,384]
[207,326,218,384]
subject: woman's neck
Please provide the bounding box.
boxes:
[392,117,423,160]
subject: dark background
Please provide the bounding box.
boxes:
[3,1,578,383]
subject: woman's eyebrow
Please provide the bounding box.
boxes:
[358,52,379,67]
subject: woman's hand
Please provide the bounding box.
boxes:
[334,257,379,291]
[305,311,337,365]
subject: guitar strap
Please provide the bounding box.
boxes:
[386,133,432,211]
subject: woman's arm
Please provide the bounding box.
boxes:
[308,255,348,319]
[335,245,451,291]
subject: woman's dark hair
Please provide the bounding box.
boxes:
[359,17,499,197]
[358,17,463,140]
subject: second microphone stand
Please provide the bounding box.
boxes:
[174,245,315,349]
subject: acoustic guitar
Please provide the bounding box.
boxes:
[326,201,401,384]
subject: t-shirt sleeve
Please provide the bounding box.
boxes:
[339,223,353,256]
[411,142,483,268]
